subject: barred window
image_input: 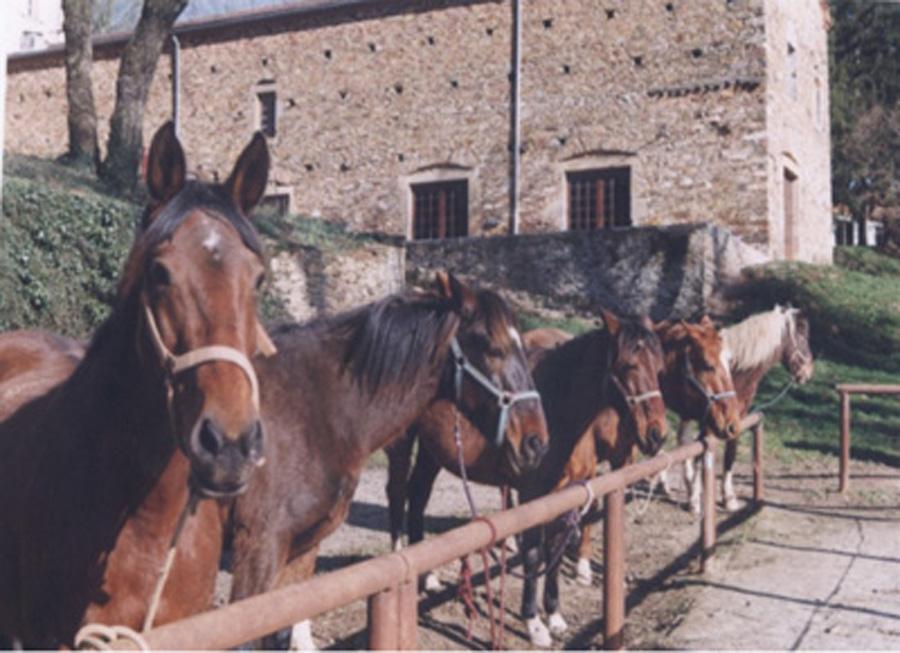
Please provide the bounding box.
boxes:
[257,90,277,138]
[411,180,469,240]
[567,167,631,231]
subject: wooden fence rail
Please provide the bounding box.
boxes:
[113,415,764,651]
[836,384,900,493]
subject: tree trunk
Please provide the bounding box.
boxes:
[99,0,187,195]
[62,0,99,170]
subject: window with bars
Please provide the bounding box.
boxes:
[411,180,469,240]
[257,90,277,138]
[567,167,631,231]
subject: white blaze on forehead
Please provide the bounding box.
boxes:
[720,347,734,381]
[202,227,222,258]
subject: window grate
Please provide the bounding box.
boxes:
[567,167,631,231]
[411,180,469,240]
[257,90,277,138]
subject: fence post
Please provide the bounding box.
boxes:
[701,440,716,572]
[839,391,851,493]
[603,487,626,650]
[367,581,418,650]
[753,420,764,504]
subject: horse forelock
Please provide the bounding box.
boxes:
[117,181,264,302]
[473,289,518,355]
[722,307,792,372]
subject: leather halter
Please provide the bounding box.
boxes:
[683,355,736,433]
[143,303,263,413]
[450,337,542,448]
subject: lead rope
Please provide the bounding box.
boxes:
[750,378,795,414]
[75,490,199,650]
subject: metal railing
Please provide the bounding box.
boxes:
[836,384,900,493]
[114,414,765,651]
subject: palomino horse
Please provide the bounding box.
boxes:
[385,311,667,647]
[670,306,814,512]
[0,123,272,648]
[227,272,549,649]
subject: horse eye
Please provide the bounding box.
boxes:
[487,347,504,359]
[149,261,171,287]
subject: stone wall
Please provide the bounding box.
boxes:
[762,0,833,264]
[407,223,766,321]
[268,237,405,323]
[5,0,832,262]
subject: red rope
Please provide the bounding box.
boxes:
[457,512,507,649]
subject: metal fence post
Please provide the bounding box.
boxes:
[604,487,626,650]
[753,420,764,504]
[839,391,851,493]
[368,581,418,650]
[701,441,716,571]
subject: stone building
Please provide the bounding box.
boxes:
[5,0,833,263]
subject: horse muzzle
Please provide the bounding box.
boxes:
[187,416,265,498]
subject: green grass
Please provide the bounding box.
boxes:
[516,311,596,336]
[756,356,900,466]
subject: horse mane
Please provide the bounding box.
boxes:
[615,317,663,360]
[469,288,520,356]
[722,306,794,372]
[272,290,460,397]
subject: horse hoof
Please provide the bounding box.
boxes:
[423,572,444,593]
[526,616,553,648]
[688,499,701,515]
[723,496,740,512]
[575,557,592,586]
[505,536,519,554]
[548,611,569,636]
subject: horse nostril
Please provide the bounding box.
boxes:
[198,418,224,458]
[649,426,662,447]
[240,421,265,463]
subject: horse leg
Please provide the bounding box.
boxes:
[385,431,415,551]
[520,520,552,647]
[230,527,290,649]
[678,422,702,514]
[543,521,568,637]
[575,519,593,586]
[273,548,320,651]
[406,446,442,592]
[722,438,740,512]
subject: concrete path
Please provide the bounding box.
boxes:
[668,465,900,650]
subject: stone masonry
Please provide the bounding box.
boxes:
[5,0,832,263]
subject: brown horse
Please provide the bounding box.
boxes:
[0,331,85,417]
[652,316,742,514]
[227,272,549,649]
[670,306,814,512]
[385,311,668,647]
[0,122,271,648]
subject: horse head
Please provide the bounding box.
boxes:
[658,316,741,440]
[435,272,549,476]
[781,305,814,384]
[127,122,273,498]
[601,310,668,456]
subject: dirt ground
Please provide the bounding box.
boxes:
[219,445,900,650]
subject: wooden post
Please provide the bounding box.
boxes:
[701,442,716,571]
[753,421,764,504]
[368,581,418,650]
[603,488,626,650]
[839,391,851,493]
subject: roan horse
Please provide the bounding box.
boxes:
[0,123,272,648]
[666,306,814,512]
[227,272,549,649]
[386,311,668,647]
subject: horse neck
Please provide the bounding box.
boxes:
[64,297,180,499]
[284,328,450,463]
[533,331,612,463]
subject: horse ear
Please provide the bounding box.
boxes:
[146,121,186,206]
[600,309,621,336]
[225,132,270,215]
[435,271,476,319]
[698,315,714,328]
[640,315,655,331]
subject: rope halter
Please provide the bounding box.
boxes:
[143,303,262,416]
[450,337,542,448]
[609,373,662,408]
